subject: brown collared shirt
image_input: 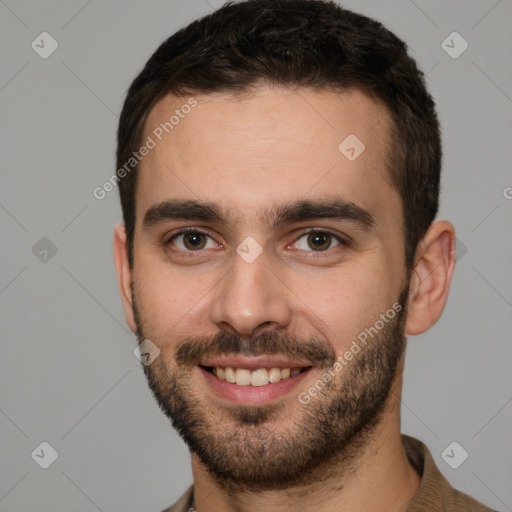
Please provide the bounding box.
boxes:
[161,435,496,512]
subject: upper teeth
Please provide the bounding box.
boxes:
[213,367,304,386]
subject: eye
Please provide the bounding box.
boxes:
[165,228,348,256]
[292,230,347,252]
[167,229,219,251]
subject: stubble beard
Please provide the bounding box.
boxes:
[133,285,409,493]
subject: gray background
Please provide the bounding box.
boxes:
[1,0,511,511]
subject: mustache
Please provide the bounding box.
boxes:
[175,330,337,369]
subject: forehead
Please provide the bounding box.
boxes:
[136,85,399,230]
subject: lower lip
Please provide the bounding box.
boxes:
[199,366,313,405]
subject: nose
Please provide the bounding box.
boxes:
[209,246,293,338]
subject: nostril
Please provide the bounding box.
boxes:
[252,321,273,337]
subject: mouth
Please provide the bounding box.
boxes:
[198,357,314,405]
[201,365,310,386]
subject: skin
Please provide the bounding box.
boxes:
[114,85,456,512]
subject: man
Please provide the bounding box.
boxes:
[113,1,495,511]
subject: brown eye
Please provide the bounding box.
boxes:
[168,230,216,251]
[307,232,332,251]
[292,230,346,253]
[183,232,207,250]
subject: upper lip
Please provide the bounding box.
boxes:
[199,355,313,371]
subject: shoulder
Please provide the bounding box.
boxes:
[160,484,194,512]
[402,435,497,512]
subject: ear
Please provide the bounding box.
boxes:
[405,220,456,336]
[113,224,137,332]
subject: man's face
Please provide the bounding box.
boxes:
[129,86,410,490]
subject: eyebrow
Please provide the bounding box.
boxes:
[142,197,376,232]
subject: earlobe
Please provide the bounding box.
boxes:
[113,224,137,332]
[405,220,456,336]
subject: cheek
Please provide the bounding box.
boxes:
[288,267,394,348]
[133,260,216,340]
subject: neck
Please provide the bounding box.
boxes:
[190,383,421,512]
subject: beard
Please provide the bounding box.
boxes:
[133,284,410,493]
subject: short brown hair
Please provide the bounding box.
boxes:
[117,0,441,270]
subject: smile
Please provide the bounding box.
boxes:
[203,366,309,386]
[199,357,314,405]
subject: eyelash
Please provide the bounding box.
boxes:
[164,227,350,256]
